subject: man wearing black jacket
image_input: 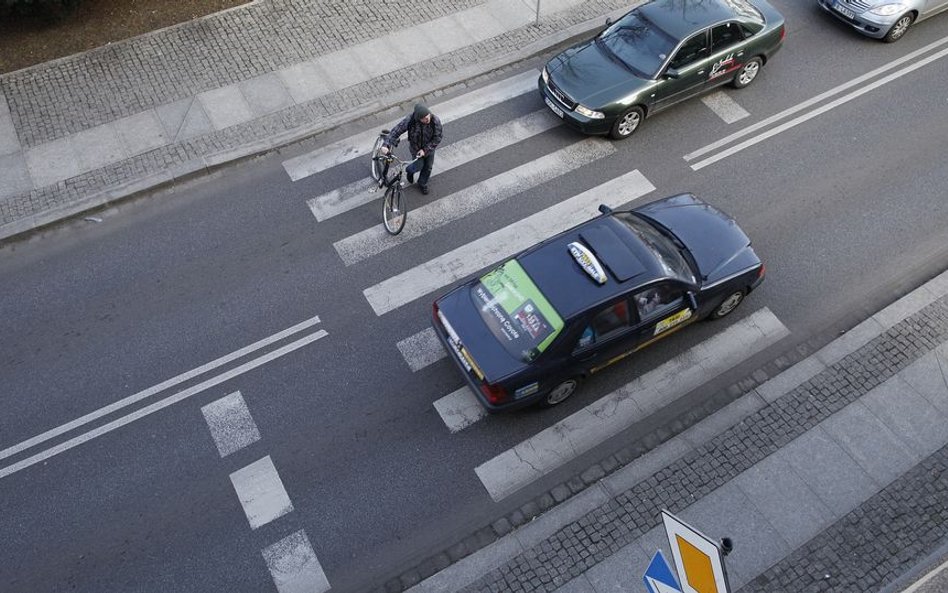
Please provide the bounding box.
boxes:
[380,103,443,195]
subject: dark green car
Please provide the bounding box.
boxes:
[539,0,786,139]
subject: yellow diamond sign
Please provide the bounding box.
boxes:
[662,511,731,593]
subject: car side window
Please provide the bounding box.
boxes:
[711,23,744,53]
[633,285,682,321]
[575,299,632,351]
[668,32,709,70]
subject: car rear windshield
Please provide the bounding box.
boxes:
[615,213,697,284]
[729,0,765,24]
[471,259,564,363]
[597,11,677,79]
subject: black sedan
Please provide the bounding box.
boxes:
[539,0,785,139]
[431,194,766,412]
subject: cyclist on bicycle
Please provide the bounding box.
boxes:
[380,103,442,195]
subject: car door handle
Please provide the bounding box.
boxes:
[697,70,706,75]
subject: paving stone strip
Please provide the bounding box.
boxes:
[0,0,487,147]
[743,443,948,593]
[450,296,948,593]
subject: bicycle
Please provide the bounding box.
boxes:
[370,129,389,182]
[372,150,418,235]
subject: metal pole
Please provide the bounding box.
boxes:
[535,0,540,25]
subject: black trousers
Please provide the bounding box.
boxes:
[407,150,436,186]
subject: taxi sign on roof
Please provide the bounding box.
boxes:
[567,241,607,284]
[661,510,731,593]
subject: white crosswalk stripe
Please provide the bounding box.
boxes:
[363,170,656,316]
[201,391,260,458]
[282,69,539,181]
[700,90,750,124]
[474,307,790,501]
[306,109,560,222]
[334,138,615,266]
[397,328,447,372]
[262,530,331,593]
[434,387,487,433]
[229,455,295,530]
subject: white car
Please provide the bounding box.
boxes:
[817,0,948,42]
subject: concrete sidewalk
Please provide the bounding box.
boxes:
[392,269,948,593]
[0,0,636,242]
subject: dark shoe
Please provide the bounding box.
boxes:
[407,171,415,184]
[420,185,429,195]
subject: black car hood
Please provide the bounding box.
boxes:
[635,194,759,283]
[436,285,527,383]
[547,40,649,107]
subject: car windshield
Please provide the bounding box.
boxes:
[470,260,564,363]
[615,213,697,284]
[597,11,677,78]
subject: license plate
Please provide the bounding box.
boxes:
[544,96,565,118]
[833,1,855,19]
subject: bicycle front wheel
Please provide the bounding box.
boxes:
[370,135,385,181]
[382,185,407,235]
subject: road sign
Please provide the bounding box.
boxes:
[661,510,731,593]
[643,549,682,593]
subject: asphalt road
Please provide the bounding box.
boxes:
[2,2,947,592]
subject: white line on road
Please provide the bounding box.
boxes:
[201,391,261,457]
[362,170,655,316]
[685,38,948,165]
[700,90,750,124]
[306,109,560,222]
[0,330,328,480]
[230,455,294,530]
[434,387,487,433]
[397,328,447,372]
[262,530,331,593]
[0,315,322,464]
[334,139,615,265]
[475,308,789,501]
[282,69,539,181]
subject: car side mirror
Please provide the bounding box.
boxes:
[605,17,613,26]
[598,204,613,215]
[665,68,681,80]
[686,291,698,311]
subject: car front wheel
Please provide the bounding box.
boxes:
[731,57,762,89]
[609,106,644,140]
[710,290,745,319]
[883,13,914,43]
[539,378,580,407]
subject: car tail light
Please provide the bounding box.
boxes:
[480,382,508,405]
[758,264,766,278]
[780,26,786,41]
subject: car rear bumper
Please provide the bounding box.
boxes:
[537,77,613,136]
[817,0,895,38]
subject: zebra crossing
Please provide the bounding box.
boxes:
[281,69,783,502]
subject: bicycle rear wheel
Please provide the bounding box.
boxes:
[370,134,385,181]
[382,185,407,235]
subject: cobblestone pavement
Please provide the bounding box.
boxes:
[395,273,948,593]
[0,0,640,240]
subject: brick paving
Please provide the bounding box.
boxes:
[450,296,948,593]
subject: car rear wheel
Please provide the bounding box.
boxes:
[539,378,580,407]
[731,57,762,89]
[883,13,914,43]
[710,290,745,319]
[609,106,644,140]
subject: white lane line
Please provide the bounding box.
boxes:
[688,44,948,168]
[700,91,749,124]
[201,391,261,458]
[282,69,539,181]
[363,170,655,316]
[475,308,789,502]
[434,387,487,433]
[0,330,328,480]
[0,315,322,464]
[262,530,331,593]
[334,138,615,266]
[684,35,948,162]
[307,109,560,222]
[397,328,447,372]
[230,455,294,530]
